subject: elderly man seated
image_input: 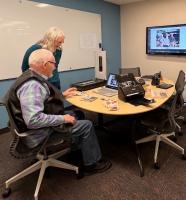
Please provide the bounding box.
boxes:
[8,49,111,175]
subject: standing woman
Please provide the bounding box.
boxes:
[21,27,65,89]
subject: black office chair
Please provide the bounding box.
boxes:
[119,67,141,77]
[1,97,79,200]
[174,70,186,135]
[135,90,185,169]
[161,70,185,135]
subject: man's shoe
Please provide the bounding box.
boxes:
[84,159,112,176]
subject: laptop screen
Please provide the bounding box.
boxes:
[106,73,118,89]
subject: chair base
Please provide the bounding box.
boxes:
[176,120,186,136]
[2,148,78,200]
[135,131,185,166]
[175,116,185,135]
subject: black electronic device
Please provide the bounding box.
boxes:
[130,98,155,106]
[156,83,174,89]
[151,72,161,86]
[117,73,145,102]
[71,78,106,91]
[146,24,186,55]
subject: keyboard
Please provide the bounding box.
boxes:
[94,87,118,97]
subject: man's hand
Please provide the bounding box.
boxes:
[63,87,77,97]
[63,114,76,124]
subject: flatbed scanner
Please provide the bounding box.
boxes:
[71,78,106,91]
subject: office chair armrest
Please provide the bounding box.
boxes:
[14,129,31,137]
[14,128,48,138]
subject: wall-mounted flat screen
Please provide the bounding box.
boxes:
[146,24,186,55]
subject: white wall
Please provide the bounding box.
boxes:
[120,0,186,100]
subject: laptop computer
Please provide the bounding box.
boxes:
[94,73,118,97]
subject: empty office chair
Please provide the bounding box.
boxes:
[161,70,185,135]
[1,98,79,200]
[119,67,141,77]
[135,89,185,169]
[174,70,186,135]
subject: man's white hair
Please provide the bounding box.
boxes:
[29,49,54,70]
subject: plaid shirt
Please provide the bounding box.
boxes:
[16,79,64,148]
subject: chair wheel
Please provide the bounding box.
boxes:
[76,168,84,179]
[76,172,84,179]
[154,162,160,169]
[45,167,51,178]
[178,131,183,136]
[182,154,186,160]
[170,136,177,142]
[2,188,11,198]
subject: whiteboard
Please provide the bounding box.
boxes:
[0,0,102,80]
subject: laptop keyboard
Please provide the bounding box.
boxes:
[94,87,118,97]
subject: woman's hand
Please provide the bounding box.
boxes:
[63,87,77,97]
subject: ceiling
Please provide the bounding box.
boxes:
[104,0,145,5]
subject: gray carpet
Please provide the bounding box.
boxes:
[0,109,186,200]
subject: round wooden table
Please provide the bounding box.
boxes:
[66,79,175,115]
[66,78,175,177]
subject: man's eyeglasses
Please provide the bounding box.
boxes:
[46,61,56,65]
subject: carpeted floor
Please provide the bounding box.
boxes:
[0,108,186,200]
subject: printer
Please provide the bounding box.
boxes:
[117,73,145,102]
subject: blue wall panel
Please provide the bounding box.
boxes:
[0,0,120,128]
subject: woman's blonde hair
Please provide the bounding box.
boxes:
[37,27,65,52]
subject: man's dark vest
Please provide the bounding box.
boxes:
[4,70,66,133]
